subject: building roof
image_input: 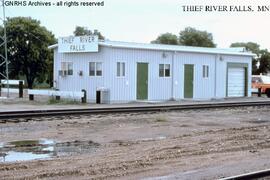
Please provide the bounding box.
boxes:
[48,40,255,57]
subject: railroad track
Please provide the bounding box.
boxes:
[220,168,270,180]
[1,100,270,120]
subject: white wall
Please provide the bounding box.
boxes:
[54,47,109,102]
[215,55,252,98]
[53,46,252,103]
[108,48,173,102]
[174,52,216,99]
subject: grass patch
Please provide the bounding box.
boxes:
[47,96,81,105]
[155,115,168,122]
[33,83,51,89]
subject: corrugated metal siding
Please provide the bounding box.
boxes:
[174,52,216,99]
[108,48,173,102]
[55,47,110,102]
[216,55,252,98]
[227,67,245,97]
[53,46,252,103]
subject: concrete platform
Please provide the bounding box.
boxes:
[0,95,270,113]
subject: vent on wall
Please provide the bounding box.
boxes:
[79,71,83,76]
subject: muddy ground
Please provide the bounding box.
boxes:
[0,106,270,179]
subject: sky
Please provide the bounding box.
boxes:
[2,0,270,49]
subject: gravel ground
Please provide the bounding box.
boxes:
[0,105,270,179]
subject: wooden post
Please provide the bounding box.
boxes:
[29,94,34,101]
[258,88,262,97]
[56,96,60,101]
[19,81,23,98]
[81,89,87,103]
[55,89,60,101]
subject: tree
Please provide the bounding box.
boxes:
[230,42,261,55]
[151,33,178,45]
[230,42,262,74]
[179,27,216,47]
[73,26,105,40]
[74,26,92,36]
[1,17,55,88]
[258,50,270,74]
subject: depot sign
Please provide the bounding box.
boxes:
[58,36,98,53]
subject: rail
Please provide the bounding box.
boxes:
[220,168,270,180]
[1,100,270,120]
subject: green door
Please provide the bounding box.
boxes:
[137,63,148,100]
[184,64,194,98]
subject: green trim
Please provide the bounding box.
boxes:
[226,63,249,97]
[244,67,248,96]
[227,63,248,68]
[184,64,194,98]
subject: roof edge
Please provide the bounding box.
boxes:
[48,42,255,57]
[48,44,58,49]
[98,42,255,57]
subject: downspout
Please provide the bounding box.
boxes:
[214,54,218,98]
[55,49,59,90]
[171,51,176,100]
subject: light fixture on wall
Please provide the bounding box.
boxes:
[219,56,224,61]
[162,52,167,58]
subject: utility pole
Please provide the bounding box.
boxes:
[0,0,9,97]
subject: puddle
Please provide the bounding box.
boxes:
[2,151,51,162]
[249,121,269,124]
[247,119,269,124]
[0,139,99,163]
[139,136,167,142]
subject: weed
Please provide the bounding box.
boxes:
[155,115,168,122]
[47,96,81,105]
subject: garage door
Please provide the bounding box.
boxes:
[228,67,245,97]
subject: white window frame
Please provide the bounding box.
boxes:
[159,64,171,77]
[89,62,103,77]
[203,65,209,78]
[117,62,126,77]
[61,61,73,76]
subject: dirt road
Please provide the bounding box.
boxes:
[0,106,270,179]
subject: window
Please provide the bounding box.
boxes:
[203,65,209,78]
[117,62,125,77]
[96,62,102,76]
[61,62,73,75]
[159,64,170,77]
[89,62,102,76]
[89,62,95,76]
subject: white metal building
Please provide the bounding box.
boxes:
[49,38,254,103]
